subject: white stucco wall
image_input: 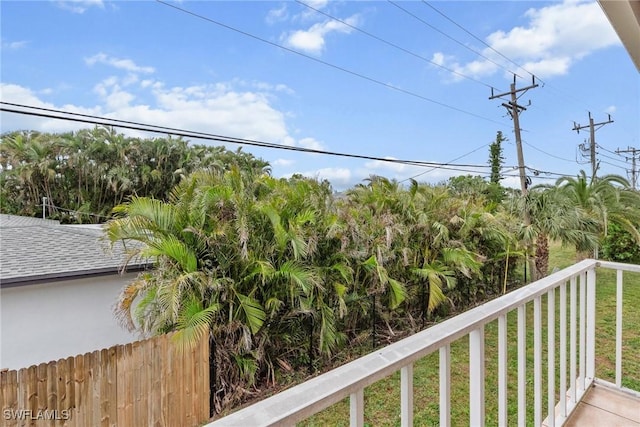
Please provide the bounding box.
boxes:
[0,273,143,371]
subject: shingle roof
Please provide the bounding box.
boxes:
[0,214,151,286]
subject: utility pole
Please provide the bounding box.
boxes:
[616,146,639,190]
[490,75,538,281]
[572,112,614,182]
[490,76,538,196]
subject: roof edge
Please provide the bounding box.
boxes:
[0,263,154,288]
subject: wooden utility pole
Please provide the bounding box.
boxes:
[616,146,639,190]
[572,112,614,182]
[490,75,538,280]
[490,76,538,196]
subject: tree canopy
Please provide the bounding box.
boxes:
[0,127,269,222]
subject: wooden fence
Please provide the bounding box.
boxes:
[1,333,209,427]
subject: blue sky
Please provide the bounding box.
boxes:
[1,0,638,190]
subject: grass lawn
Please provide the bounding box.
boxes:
[299,243,640,426]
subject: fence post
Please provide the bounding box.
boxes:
[209,332,216,418]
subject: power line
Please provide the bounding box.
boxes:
[596,143,626,157]
[1,102,502,174]
[522,140,576,163]
[296,0,493,88]
[598,160,628,171]
[388,0,524,80]
[421,0,632,132]
[596,151,629,166]
[399,143,490,183]
[524,166,575,179]
[421,1,533,80]
[154,0,506,126]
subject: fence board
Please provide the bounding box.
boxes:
[159,334,169,427]
[0,333,208,427]
[1,370,18,427]
[73,354,85,427]
[149,335,162,427]
[47,361,57,427]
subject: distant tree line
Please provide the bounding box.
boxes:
[0,127,269,222]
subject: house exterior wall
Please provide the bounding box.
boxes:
[0,273,142,370]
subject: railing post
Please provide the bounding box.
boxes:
[400,364,413,427]
[439,344,451,427]
[469,328,485,427]
[560,281,567,418]
[615,269,623,387]
[586,268,596,382]
[579,272,586,392]
[570,276,577,403]
[547,290,555,427]
[350,389,364,427]
[498,314,508,427]
[534,296,542,427]
[517,305,526,427]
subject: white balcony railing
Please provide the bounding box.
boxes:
[207,259,640,426]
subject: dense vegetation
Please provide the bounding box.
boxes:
[2,128,639,412]
[0,127,268,222]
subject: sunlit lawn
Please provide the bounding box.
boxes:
[300,244,640,426]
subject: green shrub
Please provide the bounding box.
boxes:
[601,222,640,264]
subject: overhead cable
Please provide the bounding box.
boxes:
[1,102,502,173]
[296,0,493,88]
[399,143,490,183]
[154,0,507,126]
[522,140,576,163]
[421,1,533,79]
[388,0,524,79]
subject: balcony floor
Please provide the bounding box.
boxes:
[565,385,640,427]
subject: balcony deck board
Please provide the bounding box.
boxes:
[565,385,640,427]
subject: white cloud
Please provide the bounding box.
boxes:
[299,167,353,187]
[55,0,104,14]
[501,176,522,189]
[1,73,298,148]
[518,57,572,77]
[234,79,295,96]
[364,157,413,174]
[266,4,288,25]
[605,105,616,114]
[0,83,102,133]
[361,157,491,184]
[305,0,328,9]
[435,0,620,80]
[85,53,155,74]
[273,158,295,167]
[283,15,359,54]
[1,40,28,50]
[298,137,325,150]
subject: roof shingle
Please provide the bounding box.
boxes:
[0,214,150,286]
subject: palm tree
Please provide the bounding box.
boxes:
[556,171,640,249]
[507,185,599,279]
